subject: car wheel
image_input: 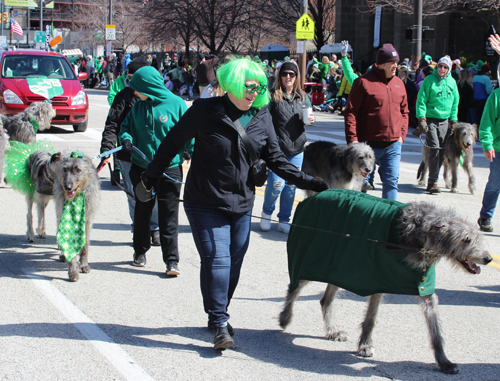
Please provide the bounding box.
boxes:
[73,120,88,132]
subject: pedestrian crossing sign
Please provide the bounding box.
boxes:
[296,14,315,40]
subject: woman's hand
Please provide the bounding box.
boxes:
[309,113,315,125]
[489,34,500,55]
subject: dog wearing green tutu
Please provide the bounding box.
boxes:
[53,151,100,282]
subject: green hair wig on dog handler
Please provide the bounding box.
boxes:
[217,56,270,109]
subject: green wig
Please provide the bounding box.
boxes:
[217,56,270,109]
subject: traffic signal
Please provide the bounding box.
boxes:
[3,12,8,23]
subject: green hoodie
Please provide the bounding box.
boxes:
[416,69,459,121]
[107,71,127,106]
[479,87,500,152]
[119,66,192,169]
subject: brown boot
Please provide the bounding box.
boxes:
[426,183,440,194]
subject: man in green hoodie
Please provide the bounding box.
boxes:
[416,55,459,194]
[119,66,194,276]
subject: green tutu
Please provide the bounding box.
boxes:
[5,139,55,197]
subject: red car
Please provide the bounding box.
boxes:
[0,49,89,132]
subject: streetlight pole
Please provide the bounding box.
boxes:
[106,0,112,57]
[40,0,43,32]
[298,0,308,88]
[411,0,422,71]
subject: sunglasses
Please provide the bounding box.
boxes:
[438,64,449,69]
[281,71,297,78]
[244,83,267,95]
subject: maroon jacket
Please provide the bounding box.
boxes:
[344,66,409,144]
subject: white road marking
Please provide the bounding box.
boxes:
[22,267,156,381]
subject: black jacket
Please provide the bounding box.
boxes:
[100,87,138,161]
[146,96,315,213]
[269,90,308,155]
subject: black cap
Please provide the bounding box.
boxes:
[127,56,151,74]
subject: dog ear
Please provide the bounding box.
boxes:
[50,152,63,163]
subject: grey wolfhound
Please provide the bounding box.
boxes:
[2,102,55,143]
[54,152,100,282]
[26,150,63,242]
[280,189,492,374]
[302,141,375,196]
[417,122,476,194]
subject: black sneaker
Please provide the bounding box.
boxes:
[213,326,234,350]
[166,262,180,276]
[208,322,234,336]
[151,230,161,246]
[478,217,493,232]
[132,253,146,267]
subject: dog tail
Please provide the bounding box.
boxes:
[417,161,424,181]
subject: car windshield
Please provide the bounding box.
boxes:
[1,55,77,80]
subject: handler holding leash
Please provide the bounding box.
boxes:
[344,43,409,201]
[415,55,459,194]
[140,57,328,350]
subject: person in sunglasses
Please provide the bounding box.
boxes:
[140,56,328,351]
[415,55,459,194]
[260,60,314,233]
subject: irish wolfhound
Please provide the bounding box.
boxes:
[302,141,375,196]
[54,152,100,282]
[2,102,55,143]
[26,150,63,242]
[279,189,492,374]
[417,123,476,194]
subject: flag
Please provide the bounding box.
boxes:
[11,18,23,36]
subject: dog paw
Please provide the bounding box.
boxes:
[59,254,66,262]
[69,272,79,282]
[469,186,476,195]
[27,236,35,243]
[451,188,459,193]
[438,361,459,374]
[356,345,374,357]
[37,233,47,239]
[445,183,451,189]
[326,331,348,341]
[80,265,91,274]
[417,180,426,186]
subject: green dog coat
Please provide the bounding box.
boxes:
[287,189,435,297]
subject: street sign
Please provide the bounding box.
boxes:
[296,13,315,40]
[35,31,45,43]
[297,40,305,54]
[106,25,116,41]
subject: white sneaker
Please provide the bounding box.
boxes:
[278,222,290,234]
[260,212,272,231]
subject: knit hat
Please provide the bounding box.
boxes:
[437,55,452,69]
[468,65,478,75]
[419,59,429,68]
[481,64,490,73]
[127,56,151,74]
[376,43,399,65]
[280,61,298,75]
[476,60,484,70]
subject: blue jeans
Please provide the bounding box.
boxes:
[480,153,500,220]
[119,160,159,232]
[262,152,303,223]
[184,202,251,327]
[186,82,194,98]
[366,141,402,200]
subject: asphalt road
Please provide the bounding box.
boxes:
[1,90,499,381]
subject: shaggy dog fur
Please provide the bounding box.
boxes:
[26,150,63,242]
[54,153,100,282]
[302,141,375,196]
[2,102,55,143]
[417,123,476,194]
[279,201,492,374]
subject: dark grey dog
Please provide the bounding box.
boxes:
[280,198,492,374]
[417,123,476,194]
[54,153,100,282]
[302,141,375,196]
[26,150,63,242]
[2,102,55,143]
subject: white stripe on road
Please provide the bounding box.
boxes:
[22,267,155,381]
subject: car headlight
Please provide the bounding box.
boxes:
[3,89,23,104]
[71,91,87,106]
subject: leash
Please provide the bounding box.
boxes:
[418,134,444,150]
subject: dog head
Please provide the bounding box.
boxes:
[455,122,476,151]
[25,102,56,132]
[56,152,94,200]
[347,143,375,179]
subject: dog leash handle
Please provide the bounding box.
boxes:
[92,146,124,160]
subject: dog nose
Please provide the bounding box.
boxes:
[484,253,493,264]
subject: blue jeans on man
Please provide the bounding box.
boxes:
[184,202,251,328]
[366,141,402,200]
[480,152,500,220]
[262,152,303,223]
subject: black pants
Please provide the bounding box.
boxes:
[130,163,182,264]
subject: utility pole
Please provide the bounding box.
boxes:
[40,0,43,31]
[106,0,112,57]
[411,0,422,71]
[298,0,308,88]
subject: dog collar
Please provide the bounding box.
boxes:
[69,151,85,160]
[29,117,39,134]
